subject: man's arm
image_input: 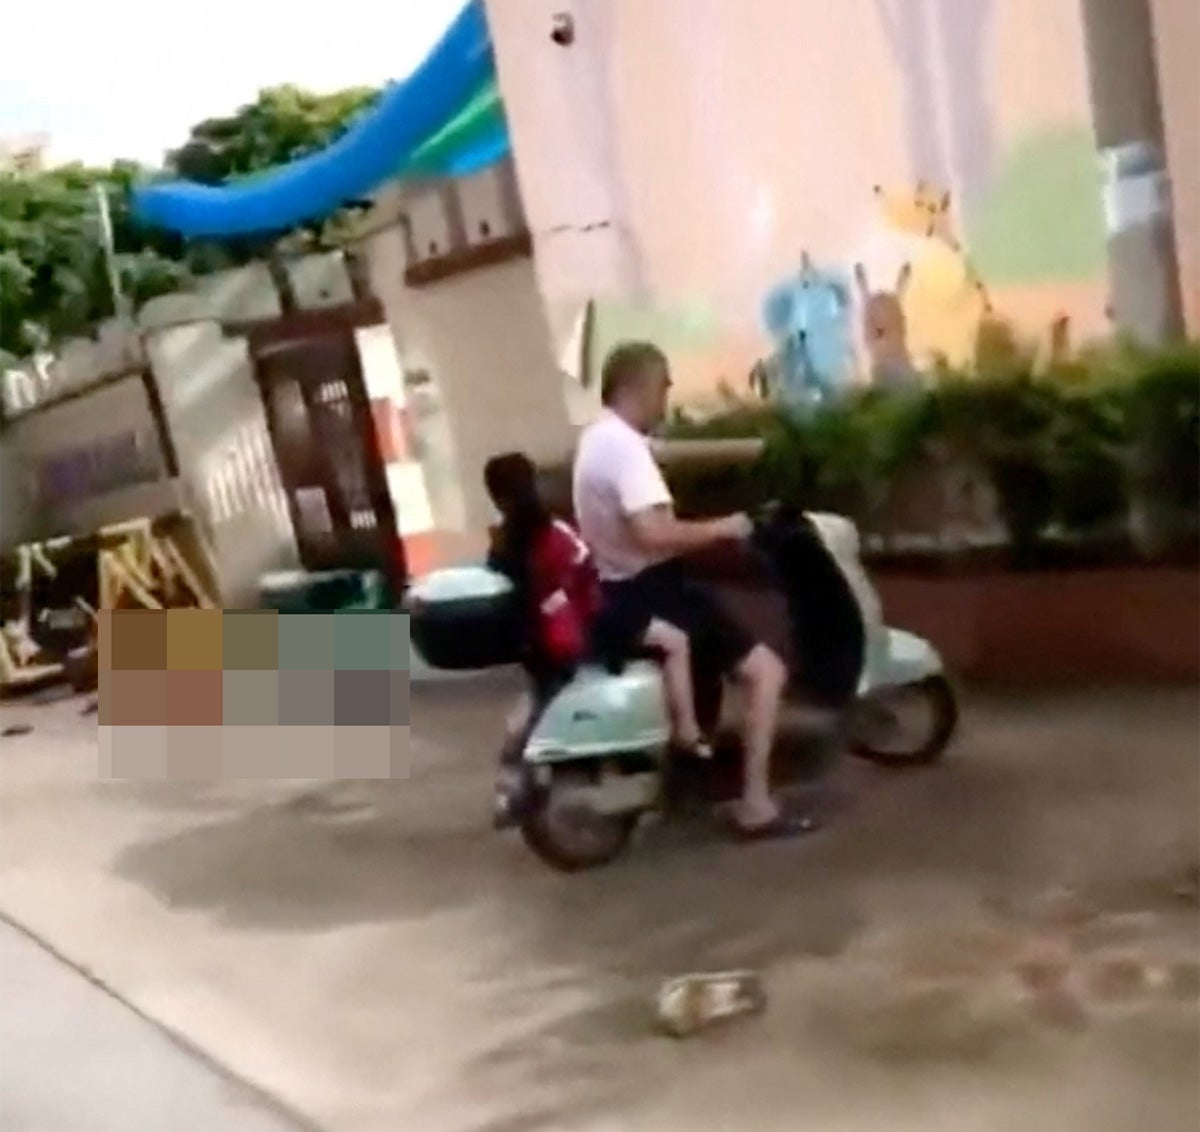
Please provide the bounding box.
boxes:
[627,505,749,556]
[613,444,749,555]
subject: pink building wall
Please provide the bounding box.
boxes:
[487,0,1196,403]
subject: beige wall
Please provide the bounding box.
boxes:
[0,430,25,548]
[0,261,342,600]
[365,183,573,551]
[0,376,183,553]
[143,315,298,608]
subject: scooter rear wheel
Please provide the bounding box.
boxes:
[850,676,958,767]
[519,768,640,872]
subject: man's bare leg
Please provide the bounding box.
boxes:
[732,644,787,828]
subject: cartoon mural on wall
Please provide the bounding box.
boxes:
[871,0,997,214]
[966,126,1107,285]
[866,0,1106,317]
[853,262,918,388]
[495,0,1126,414]
[868,181,993,370]
[758,252,856,407]
[707,164,1093,410]
[753,181,994,402]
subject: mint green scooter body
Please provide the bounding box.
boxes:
[522,627,943,765]
[524,660,671,763]
[407,513,947,767]
[523,513,945,764]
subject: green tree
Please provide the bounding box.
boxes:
[0,84,378,360]
[169,84,376,183]
[0,161,189,358]
[167,84,378,261]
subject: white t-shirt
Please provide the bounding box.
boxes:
[572,410,673,582]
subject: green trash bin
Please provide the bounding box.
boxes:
[257,569,389,613]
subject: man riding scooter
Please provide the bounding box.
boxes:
[572,341,816,840]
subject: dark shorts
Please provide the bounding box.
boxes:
[592,559,756,677]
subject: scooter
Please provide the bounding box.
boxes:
[407,506,958,872]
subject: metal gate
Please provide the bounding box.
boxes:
[245,304,404,592]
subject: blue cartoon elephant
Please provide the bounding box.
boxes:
[759,252,856,409]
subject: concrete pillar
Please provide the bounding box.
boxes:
[1079,0,1186,343]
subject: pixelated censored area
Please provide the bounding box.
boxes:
[96,610,412,777]
[99,726,411,779]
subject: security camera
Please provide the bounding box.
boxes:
[550,12,575,46]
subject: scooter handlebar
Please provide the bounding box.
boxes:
[749,499,801,534]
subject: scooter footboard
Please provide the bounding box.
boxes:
[524,661,672,763]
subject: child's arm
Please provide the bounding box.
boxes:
[530,527,587,664]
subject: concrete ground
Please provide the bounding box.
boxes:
[0,681,1197,1132]
[0,920,304,1132]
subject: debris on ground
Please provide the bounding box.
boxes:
[1072,911,1158,953]
[655,970,766,1038]
[1,724,34,738]
[807,961,1033,1063]
[1166,959,1200,1000]
[1085,953,1153,1002]
[803,887,1200,1064]
[1026,983,1090,1032]
[1172,863,1199,904]
[1012,937,1073,993]
[1029,887,1098,933]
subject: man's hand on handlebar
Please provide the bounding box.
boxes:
[717,512,754,541]
[628,508,754,557]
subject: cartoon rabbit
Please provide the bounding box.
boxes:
[854,263,918,389]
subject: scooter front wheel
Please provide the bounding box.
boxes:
[519,767,640,872]
[850,676,958,768]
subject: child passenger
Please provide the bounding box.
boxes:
[484,452,711,759]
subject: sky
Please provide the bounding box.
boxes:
[1,0,465,167]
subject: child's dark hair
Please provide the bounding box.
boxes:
[484,452,540,516]
[484,452,550,597]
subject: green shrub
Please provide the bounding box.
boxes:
[663,342,1200,564]
[1121,343,1200,554]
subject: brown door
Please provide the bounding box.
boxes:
[254,331,403,588]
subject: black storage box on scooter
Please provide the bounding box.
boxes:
[406,566,524,671]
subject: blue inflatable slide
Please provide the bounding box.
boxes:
[133,0,510,238]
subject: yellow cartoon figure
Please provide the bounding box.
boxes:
[873,180,953,241]
[870,183,991,370]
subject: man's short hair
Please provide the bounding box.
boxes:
[600,341,667,406]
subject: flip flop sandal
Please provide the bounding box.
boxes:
[671,736,714,760]
[656,970,767,1037]
[730,811,819,842]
